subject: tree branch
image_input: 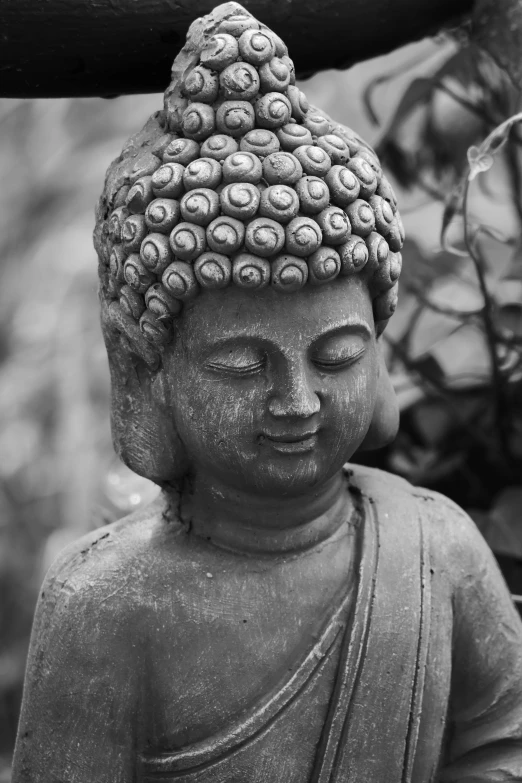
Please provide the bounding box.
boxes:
[0,0,474,98]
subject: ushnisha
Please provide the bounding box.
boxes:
[94,5,404,355]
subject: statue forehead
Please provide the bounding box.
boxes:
[175,275,373,348]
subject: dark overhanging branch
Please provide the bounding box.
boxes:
[0,0,475,98]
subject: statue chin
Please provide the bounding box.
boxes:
[190,449,347,501]
[11,4,522,783]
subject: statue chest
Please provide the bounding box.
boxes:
[133,494,453,783]
[138,593,347,783]
[137,529,356,765]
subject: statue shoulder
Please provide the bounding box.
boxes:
[409,484,499,594]
[13,502,181,778]
[37,498,186,636]
[346,463,491,592]
[346,463,413,494]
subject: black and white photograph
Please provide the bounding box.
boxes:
[1,1,522,780]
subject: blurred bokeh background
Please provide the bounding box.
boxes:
[1,32,522,779]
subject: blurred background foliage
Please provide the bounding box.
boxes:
[1,30,522,778]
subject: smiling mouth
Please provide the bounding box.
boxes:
[260,431,319,454]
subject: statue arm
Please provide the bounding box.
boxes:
[436,501,522,781]
[11,534,140,783]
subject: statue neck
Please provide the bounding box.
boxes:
[167,471,355,555]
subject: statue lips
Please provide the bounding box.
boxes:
[261,430,319,454]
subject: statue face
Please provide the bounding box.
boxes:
[165,276,378,497]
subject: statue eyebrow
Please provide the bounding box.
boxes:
[201,317,372,356]
[310,319,373,346]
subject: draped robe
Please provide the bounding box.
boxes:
[12,466,522,782]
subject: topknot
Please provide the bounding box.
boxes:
[94,1,404,357]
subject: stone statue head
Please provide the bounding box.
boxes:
[93,2,403,492]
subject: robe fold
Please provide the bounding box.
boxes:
[12,465,522,783]
[139,469,435,782]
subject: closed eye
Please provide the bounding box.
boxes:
[205,344,266,376]
[312,330,367,371]
[313,346,366,371]
[206,359,265,376]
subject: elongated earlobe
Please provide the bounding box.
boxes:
[102,302,189,485]
[359,340,399,451]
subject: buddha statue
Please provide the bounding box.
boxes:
[12,4,522,781]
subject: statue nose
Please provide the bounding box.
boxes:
[268,361,321,420]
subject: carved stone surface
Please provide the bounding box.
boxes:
[12,4,522,781]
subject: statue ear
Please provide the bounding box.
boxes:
[359,339,399,451]
[102,302,189,485]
